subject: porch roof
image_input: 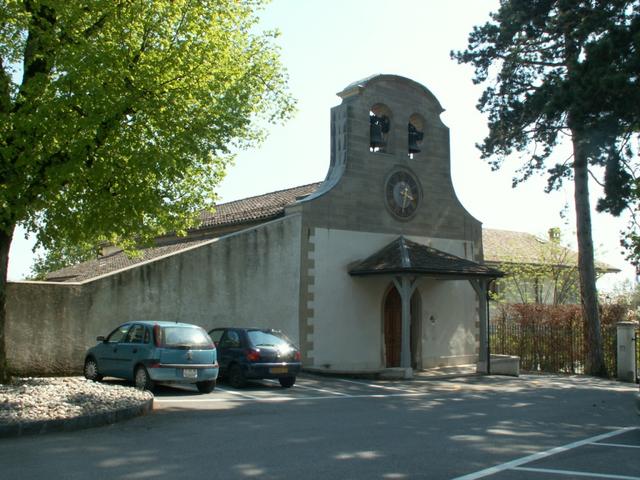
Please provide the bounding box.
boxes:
[349,237,503,279]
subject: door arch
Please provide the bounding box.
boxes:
[383,284,421,368]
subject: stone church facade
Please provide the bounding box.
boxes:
[7,75,501,377]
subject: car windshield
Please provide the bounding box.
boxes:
[247,330,293,348]
[161,326,213,349]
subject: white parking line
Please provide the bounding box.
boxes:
[153,390,435,403]
[209,386,261,400]
[452,427,638,480]
[261,379,351,396]
[513,466,640,479]
[334,377,420,393]
[591,442,640,449]
[295,384,351,396]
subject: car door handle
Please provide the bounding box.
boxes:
[112,348,117,353]
[132,348,138,353]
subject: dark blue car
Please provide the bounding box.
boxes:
[84,321,219,393]
[208,327,301,388]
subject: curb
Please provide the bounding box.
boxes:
[0,397,153,438]
[303,366,479,381]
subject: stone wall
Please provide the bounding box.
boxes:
[6,215,302,376]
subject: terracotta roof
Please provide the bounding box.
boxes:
[482,228,619,272]
[349,237,503,279]
[44,183,321,283]
[44,238,211,282]
[198,183,320,228]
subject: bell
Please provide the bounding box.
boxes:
[370,122,386,149]
[408,123,424,154]
[370,115,389,149]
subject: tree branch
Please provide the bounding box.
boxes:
[0,58,12,114]
[587,168,605,187]
[82,12,110,39]
[171,0,193,45]
[58,3,125,45]
[16,0,57,112]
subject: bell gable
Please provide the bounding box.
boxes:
[296,74,482,246]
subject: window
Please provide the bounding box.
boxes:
[161,326,213,348]
[247,329,292,348]
[219,330,241,348]
[209,329,224,345]
[106,324,130,343]
[124,324,145,344]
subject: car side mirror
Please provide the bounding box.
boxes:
[214,341,218,347]
[96,336,106,342]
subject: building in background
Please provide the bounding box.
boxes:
[483,228,618,305]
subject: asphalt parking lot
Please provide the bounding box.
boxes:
[154,372,640,479]
[2,373,639,479]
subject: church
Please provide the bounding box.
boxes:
[7,75,502,377]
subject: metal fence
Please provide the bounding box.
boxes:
[490,307,618,377]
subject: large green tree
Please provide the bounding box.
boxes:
[582,10,640,271]
[452,0,639,376]
[0,0,294,382]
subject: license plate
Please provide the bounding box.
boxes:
[270,367,288,374]
[183,368,198,379]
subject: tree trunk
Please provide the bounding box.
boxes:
[0,227,14,383]
[571,133,606,377]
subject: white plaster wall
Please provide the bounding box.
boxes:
[6,215,302,375]
[418,279,478,368]
[310,228,477,371]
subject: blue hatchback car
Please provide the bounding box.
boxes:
[84,321,219,393]
[208,327,302,388]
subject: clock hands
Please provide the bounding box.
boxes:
[399,184,414,211]
[386,171,419,218]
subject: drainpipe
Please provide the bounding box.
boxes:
[487,280,491,375]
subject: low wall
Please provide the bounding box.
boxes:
[6,216,302,376]
[477,354,520,377]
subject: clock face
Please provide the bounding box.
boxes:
[385,170,420,219]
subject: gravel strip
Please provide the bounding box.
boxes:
[0,377,153,426]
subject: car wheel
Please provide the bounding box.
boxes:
[228,364,246,389]
[279,376,296,388]
[83,357,103,382]
[134,365,155,392]
[196,380,216,394]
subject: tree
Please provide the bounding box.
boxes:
[577,5,640,271]
[0,0,294,382]
[452,0,639,376]
[607,278,640,314]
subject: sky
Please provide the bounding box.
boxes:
[6,0,638,291]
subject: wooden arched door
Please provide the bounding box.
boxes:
[384,285,421,369]
[384,287,402,367]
